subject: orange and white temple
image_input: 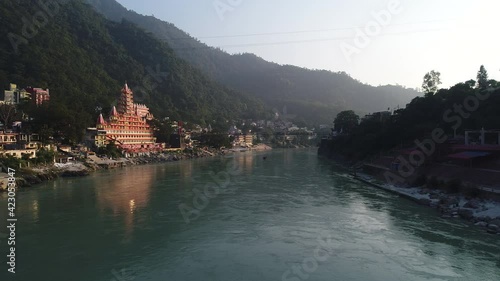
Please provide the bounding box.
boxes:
[87,83,162,154]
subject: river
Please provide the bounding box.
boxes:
[0,149,499,281]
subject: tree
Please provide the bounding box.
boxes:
[97,141,122,159]
[334,110,359,133]
[465,79,476,89]
[148,119,175,143]
[199,133,231,149]
[477,65,489,89]
[38,124,54,144]
[422,71,442,95]
[488,79,500,89]
[0,155,21,169]
[34,148,56,164]
[0,104,16,132]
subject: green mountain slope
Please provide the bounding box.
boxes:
[0,0,266,142]
[85,0,420,124]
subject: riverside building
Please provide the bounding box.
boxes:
[87,83,162,155]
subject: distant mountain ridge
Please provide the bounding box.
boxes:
[85,0,420,124]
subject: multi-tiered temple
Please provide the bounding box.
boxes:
[87,83,162,154]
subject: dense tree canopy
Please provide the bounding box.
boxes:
[0,0,267,143]
[334,110,360,133]
[328,72,500,160]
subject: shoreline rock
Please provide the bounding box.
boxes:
[354,173,500,235]
[2,147,258,190]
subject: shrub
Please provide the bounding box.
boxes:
[34,148,55,164]
[0,155,21,170]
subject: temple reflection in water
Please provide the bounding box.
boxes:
[96,166,156,241]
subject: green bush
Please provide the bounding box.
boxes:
[34,149,55,164]
[97,142,122,159]
[0,155,21,170]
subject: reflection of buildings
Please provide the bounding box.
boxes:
[96,167,155,241]
[31,200,39,221]
[235,152,255,174]
[178,160,193,188]
[283,150,294,166]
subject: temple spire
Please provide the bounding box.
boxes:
[111,106,118,116]
[118,82,134,114]
[97,113,105,125]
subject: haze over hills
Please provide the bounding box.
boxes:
[86,0,420,124]
[0,0,266,141]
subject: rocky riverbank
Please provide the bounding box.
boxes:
[2,146,273,190]
[10,162,93,188]
[318,141,500,234]
[109,148,241,166]
[355,173,500,235]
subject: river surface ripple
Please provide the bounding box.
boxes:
[0,149,499,281]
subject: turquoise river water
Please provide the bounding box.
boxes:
[0,149,499,281]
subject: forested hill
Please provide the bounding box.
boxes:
[0,0,266,141]
[86,0,420,124]
[331,83,500,161]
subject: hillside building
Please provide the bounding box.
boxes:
[87,83,162,155]
[25,87,50,105]
[2,84,31,104]
[0,132,40,159]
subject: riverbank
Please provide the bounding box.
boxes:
[4,150,217,189]
[318,138,500,234]
[353,172,500,235]
[1,145,275,190]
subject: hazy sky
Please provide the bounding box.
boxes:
[115,0,499,89]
